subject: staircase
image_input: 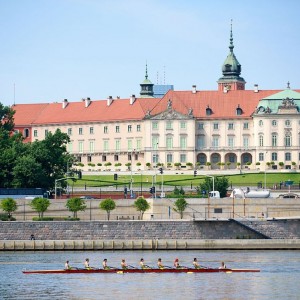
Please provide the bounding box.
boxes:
[232,219,300,239]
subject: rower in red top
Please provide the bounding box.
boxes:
[174,258,180,269]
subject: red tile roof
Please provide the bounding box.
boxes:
[12,89,300,126]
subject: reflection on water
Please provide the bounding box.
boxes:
[0,250,300,300]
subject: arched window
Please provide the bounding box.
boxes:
[259,135,264,147]
[206,106,212,116]
[236,105,242,115]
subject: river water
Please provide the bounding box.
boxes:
[0,250,299,300]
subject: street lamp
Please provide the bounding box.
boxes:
[130,149,135,198]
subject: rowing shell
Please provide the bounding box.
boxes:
[22,268,260,274]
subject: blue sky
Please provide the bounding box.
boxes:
[0,0,300,105]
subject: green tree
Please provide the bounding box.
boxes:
[197,176,229,198]
[0,198,17,221]
[173,198,188,219]
[30,197,51,219]
[99,198,116,221]
[66,197,86,218]
[133,196,150,220]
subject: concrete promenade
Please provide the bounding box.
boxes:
[1,239,300,251]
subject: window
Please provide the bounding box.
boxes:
[103,140,109,151]
[259,135,264,147]
[34,130,38,137]
[206,107,212,116]
[212,137,219,148]
[272,134,277,147]
[213,123,219,130]
[90,127,94,134]
[228,136,234,148]
[243,136,249,148]
[68,128,72,135]
[259,120,263,126]
[102,155,106,162]
[228,123,234,130]
[89,141,95,153]
[243,122,249,129]
[180,121,186,130]
[285,135,291,147]
[180,154,186,163]
[78,141,83,153]
[152,122,158,130]
[45,129,49,137]
[136,139,141,151]
[104,126,108,134]
[272,152,277,161]
[229,154,235,163]
[115,139,120,151]
[67,142,73,153]
[152,154,159,164]
[285,152,291,161]
[167,154,173,163]
[259,153,264,161]
[114,155,119,161]
[236,106,242,115]
[197,136,205,148]
[152,136,159,149]
[116,125,120,133]
[166,121,173,130]
[272,120,277,126]
[128,125,132,132]
[87,156,92,163]
[127,139,133,151]
[285,120,291,127]
[166,136,173,149]
[198,123,204,130]
[79,128,83,135]
[137,124,141,132]
[180,136,187,149]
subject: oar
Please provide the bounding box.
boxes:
[163,265,174,269]
[144,264,153,269]
[128,265,137,269]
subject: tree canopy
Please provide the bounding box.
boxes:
[0,198,18,220]
[0,103,72,191]
[133,196,150,220]
[197,176,229,198]
[30,197,51,219]
[99,198,116,220]
[173,198,188,219]
[65,197,86,218]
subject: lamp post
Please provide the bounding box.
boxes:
[203,174,214,219]
[264,151,268,190]
[55,177,76,200]
[130,149,135,198]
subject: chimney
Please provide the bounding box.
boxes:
[130,94,136,105]
[62,98,68,109]
[85,97,91,107]
[107,96,113,106]
[254,84,259,93]
[192,85,197,94]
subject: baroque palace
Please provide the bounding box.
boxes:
[12,28,300,172]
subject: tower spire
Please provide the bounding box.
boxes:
[145,62,148,80]
[229,19,234,53]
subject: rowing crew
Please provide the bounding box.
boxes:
[65,258,227,270]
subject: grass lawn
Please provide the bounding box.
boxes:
[68,172,299,189]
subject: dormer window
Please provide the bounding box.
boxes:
[236,105,242,115]
[206,105,212,116]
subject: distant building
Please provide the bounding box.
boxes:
[153,84,174,98]
[12,24,300,172]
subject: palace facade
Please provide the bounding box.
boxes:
[12,28,300,172]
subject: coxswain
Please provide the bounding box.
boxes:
[84,258,91,270]
[121,259,128,270]
[174,258,180,269]
[102,258,110,270]
[157,258,164,269]
[65,260,71,270]
[219,261,227,269]
[193,258,200,269]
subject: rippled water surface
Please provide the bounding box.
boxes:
[0,250,300,299]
